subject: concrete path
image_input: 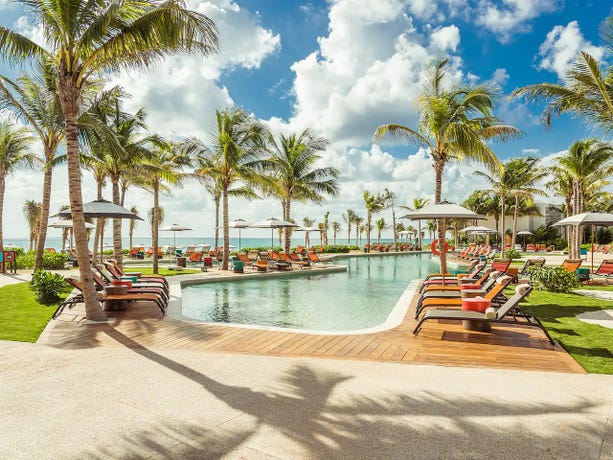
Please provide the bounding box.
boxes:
[1,340,611,459]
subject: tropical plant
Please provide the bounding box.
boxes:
[128,206,139,252]
[375,217,387,244]
[363,190,385,249]
[0,122,36,250]
[30,269,66,304]
[321,211,330,246]
[194,108,267,270]
[401,197,430,250]
[512,17,613,136]
[382,188,397,249]
[0,60,65,269]
[343,209,357,245]
[331,221,341,245]
[528,266,580,293]
[0,0,218,320]
[302,217,315,247]
[263,129,339,253]
[354,215,364,246]
[374,59,520,271]
[22,199,42,251]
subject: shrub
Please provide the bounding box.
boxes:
[528,266,580,293]
[30,269,66,304]
[16,251,68,270]
[321,245,351,253]
[505,249,521,260]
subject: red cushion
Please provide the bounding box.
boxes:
[460,283,481,290]
[111,280,132,289]
[461,297,491,312]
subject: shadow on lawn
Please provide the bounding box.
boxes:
[77,328,605,459]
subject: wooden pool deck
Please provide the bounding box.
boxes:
[44,277,585,374]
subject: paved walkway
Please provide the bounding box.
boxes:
[1,340,611,459]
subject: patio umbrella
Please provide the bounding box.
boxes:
[159,223,193,247]
[516,230,533,251]
[249,217,297,248]
[401,201,485,273]
[295,226,321,246]
[462,225,496,246]
[48,219,96,250]
[52,199,143,220]
[553,212,613,272]
[223,219,252,250]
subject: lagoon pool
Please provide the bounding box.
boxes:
[180,254,440,332]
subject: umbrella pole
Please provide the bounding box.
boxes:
[238,229,241,251]
[591,224,595,273]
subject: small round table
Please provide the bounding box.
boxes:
[103,285,128,311]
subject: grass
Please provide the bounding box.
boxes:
[578,284,613,291]
[521,289,613,374]
[128,267,200,276]
[0,283,70,342]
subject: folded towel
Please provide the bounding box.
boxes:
[484,307,496,319]
[515,283,531,295]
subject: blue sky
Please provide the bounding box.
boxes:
[0,0,612,238]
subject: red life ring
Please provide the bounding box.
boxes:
[430,239,449,256]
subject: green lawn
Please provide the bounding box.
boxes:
[521,290,613,374]
[578,284,613,291]
[0,283,70,342]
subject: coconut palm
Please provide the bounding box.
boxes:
[0,60,64,269]
[343,209,357,245]
[331,221,341,245]
[512,18,613,135]
[22,199,42,250]
[375,218,387,245]
[401,198,430,250]
[374,59,519,271]
[382,188,397,249]
[354,215,364,246]
[0,122,36,250]
[264,129,339,253]
[363,190,385,250]
[128,206,139,252]
[0,0,218,320]
[195,108,267,270]
[321,211,331,246]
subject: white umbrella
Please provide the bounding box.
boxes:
[48,220,96,229]
[159,223,193,247]
[516,230,533,251]
[460,225,495,233]
[553,212,613,272]
[222,219,252,250]
[402,201,485,273]
[249,217,297,248]
[295,226,321,246]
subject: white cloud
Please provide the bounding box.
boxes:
[492,68,509,86]
[476,0,559,41]
[537,21,607,79]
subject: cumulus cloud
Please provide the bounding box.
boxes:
[476,0,559,41]
[537,21,607,79]
[492,68,509,86]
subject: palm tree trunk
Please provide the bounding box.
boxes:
[347,222,351,246]
[152,180,159,274]
[120,182,127,207]
[333,229,337,245]
[500,195,506,258]
[213,196,220,250]
[112,178,123,266]
[284,200,292,254]
[222,184,229,270]
[366,213,371,249]
[433,158,447,273]
[391,206,397,250]
[59,83,106,322]
[91,180,104,264]
[34,161,53,271]
[511,195,519,250]
[0,174,5,251]
[418,221,422,250]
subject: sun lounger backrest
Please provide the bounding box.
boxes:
[562,259,582,273]
[596,260,613,275]
[96,265,114,283]
[468,261,487,277]
[491,258,511,273]
[484,275,512,300]
[495,285,533,319]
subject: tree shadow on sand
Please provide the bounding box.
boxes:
[78,327,607,459]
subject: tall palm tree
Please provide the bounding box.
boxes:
[264,129,339,253]
[0,0,218,321]
[22,199,42,251]
[375,217,386,245]
[331,221,340,245]
[382,188,397,249]
[343,209,356,245]
[374,59,519,271]
[128,206,139,252]
[354,215,364,246]
[0,122,36,251]
[321,211,330,246]
[194,108,267,270]
[302,217,315,247]
[512,18,613,135]
[402,198,430,250]
[363,190,385,249]
[0,60,64,269]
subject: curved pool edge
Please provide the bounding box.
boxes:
[165,266,421,336]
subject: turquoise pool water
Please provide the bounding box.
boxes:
[180,254,440,331]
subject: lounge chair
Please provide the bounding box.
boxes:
[421,268,494,293]
[98,263,168,291]
[413,285,554,344]
[561,259,582,273]
[288,252,310,269]
[96,265,169,295]
[490,258,511,274]
[103,260,168,286]
[306,252,332,266]
[266,251,292,270]
[419,261,486,292]
[91,272,169,302]
[516,257,546,281]
[65,277,167,314]
[415,275,513,319]
[589,259,613,285]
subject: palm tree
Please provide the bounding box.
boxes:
[23,199,41,251]
[195,108,267,270]
[382,188,397,249]
[363,190,385,249]
[321,211,330,246]
[0,122,36,250]
[354,215,364,246]
[302,217,315,247]
[343,210,356,245]
[128,206,139,252]
[402,198,430,250]
[331,221,341,245]
[0,0,218,321]
[264,129,339,253]
[512,18,613,135]
[0,60,64,269]
[375,218,387,245]
[374,59,519,271]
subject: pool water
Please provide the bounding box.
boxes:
[180,254,440,331]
